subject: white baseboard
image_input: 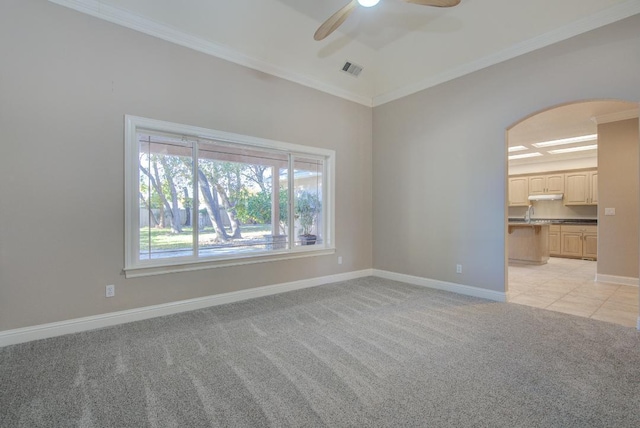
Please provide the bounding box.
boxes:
[4,266,636,346]
[595,274,639,287]
[0,269,373,347]
[372,269,507,303]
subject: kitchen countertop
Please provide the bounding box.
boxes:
[508,218,597,225]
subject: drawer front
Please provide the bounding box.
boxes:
[561,224,595,233]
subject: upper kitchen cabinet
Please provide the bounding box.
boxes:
[529,173,565,195]
[564,170,597,205]
[508,177,529,206]
[589,172,598,205]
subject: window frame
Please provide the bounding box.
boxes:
[124,115,335,278]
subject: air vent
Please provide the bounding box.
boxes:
[341,61,363,77]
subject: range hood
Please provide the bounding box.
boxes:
[528,194,563,201]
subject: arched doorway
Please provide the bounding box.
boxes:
[505,100,640,328]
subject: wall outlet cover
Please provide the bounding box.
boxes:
[605,208,616,216]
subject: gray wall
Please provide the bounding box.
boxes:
[1,1,639,332]
[373,14,640,292]
[598,118,640,278]
[0,1,373,330]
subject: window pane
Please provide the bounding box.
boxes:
[138,136,194,260]
[197,141,289,256]
[294,157,323,246]
[126,115,335,274]
[275,167,289,249]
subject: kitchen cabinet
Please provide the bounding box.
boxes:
[508,177,529,206]
[583,230,598,259]
[508,223,550,265]
[589,172,598,205]
[560,229,583,257]
[549,225,561,256]
[560,225,597,260]
[529,173,565,195]
[564,170,597,205]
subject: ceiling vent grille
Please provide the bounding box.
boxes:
[341,61,363,77]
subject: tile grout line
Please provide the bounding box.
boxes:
[508,258,638,327]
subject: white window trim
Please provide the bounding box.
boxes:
[124,115,336,278]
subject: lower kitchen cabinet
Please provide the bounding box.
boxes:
[583,231,598,259]
[549,225,561,256]
[561,230,584,257]
[559,225,597,260]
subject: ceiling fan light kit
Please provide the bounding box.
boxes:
[314,0,461,41]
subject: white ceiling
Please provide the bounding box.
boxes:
[50,0,640,106]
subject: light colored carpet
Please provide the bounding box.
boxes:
[1,276,640,427]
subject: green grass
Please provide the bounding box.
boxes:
[140,224,273,251]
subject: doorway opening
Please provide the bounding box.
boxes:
[505,100,639,328]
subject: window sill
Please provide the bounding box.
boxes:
[124,247,336,278]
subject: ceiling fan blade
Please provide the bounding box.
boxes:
[314,0,359,41]
[402,0,461,7]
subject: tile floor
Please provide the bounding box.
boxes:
[508,257,639,328]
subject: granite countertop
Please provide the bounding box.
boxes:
[508,218,597,225]
[508,222,551,227]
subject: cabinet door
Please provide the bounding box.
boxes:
[561,231,583,257]
[564,173,589,205]
[549,229,561,256]
[583,232,598,259]
[546,173,565,193]
[528,175,546,195]
[509,177,529,206]
[589,172,598,205]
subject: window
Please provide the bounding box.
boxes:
[125,116,335,277]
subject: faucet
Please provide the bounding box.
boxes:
[524,205,534,223]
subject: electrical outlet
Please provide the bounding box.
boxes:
[605,208,616,216]
[456,264,462,274]
[338,256,343,265]
[106,284,115,298]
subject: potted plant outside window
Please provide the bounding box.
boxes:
[296,190,321,245]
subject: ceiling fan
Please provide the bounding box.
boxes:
[314,0,461,41]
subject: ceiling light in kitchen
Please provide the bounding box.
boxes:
[508,152,543,160]
[548,144,598,154]
[532,134,597,148]
[508,145,528,152]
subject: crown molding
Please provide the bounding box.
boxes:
[372,0,640,107]
[592,107,640,124]
[48,0,373,107]
[49,0,640,109]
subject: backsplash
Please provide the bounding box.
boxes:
[508,200,597,220]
